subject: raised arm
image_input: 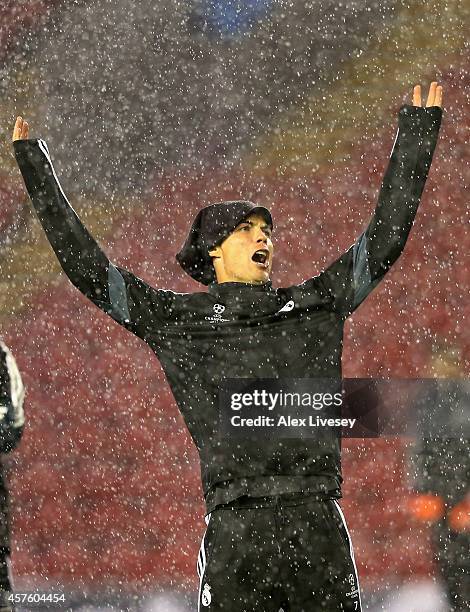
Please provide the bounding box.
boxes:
[316,82,443,316]
[12,118,176,338]
[0,340,25,454]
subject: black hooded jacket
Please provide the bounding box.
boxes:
[0,340,25,549]
[409,380,469,506]
[13,104,442,515]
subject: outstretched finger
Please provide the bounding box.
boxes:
[21,121,29,139]
[434,85,443,108]
[426,81,438,107]
[12,116,23,141]
[412,85,421,107]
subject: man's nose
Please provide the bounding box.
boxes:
[255,230,268,244]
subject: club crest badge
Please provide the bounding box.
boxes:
[201,582,212,606]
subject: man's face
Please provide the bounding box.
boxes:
[208,213,274,284]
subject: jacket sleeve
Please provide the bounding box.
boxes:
[311,103,443,317]
[12,138,177,339]
[0,341,25,454]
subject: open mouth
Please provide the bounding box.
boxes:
[251,249,270,269]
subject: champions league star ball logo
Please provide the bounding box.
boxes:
[202,583,212,606]
[205,303,230,323]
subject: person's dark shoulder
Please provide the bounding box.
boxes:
[158,288,212,319]
[274,275,331,309]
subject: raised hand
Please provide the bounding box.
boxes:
[412,81,443,108]
[12,116,29,141]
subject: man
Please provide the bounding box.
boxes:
[11,81,443,611]
[0,340,25,612]
[409,345,469,611]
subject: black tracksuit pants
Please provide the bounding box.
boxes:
[432,520,470,611]
[197,492,362,611]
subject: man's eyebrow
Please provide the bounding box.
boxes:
[237,220,272,229]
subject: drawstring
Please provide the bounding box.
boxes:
[274,496,286,556]
[276,496,287,526]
